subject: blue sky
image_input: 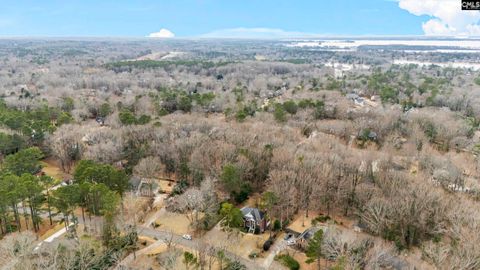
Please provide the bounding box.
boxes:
[0,0,474,37]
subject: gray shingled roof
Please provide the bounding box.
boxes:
[240,207,265,222]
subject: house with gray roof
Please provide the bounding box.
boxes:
[240,207,268,234]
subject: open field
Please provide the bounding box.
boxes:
[157,179,174,194]
[41,157,71,181]
[153,211,198,235]
[203,224,270,260]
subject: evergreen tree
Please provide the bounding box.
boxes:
[305,229,324,270]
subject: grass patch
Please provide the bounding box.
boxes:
[312,214,331,225]
[275,254,300,270]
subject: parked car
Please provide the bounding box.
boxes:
[182,234,192,240]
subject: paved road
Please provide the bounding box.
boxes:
[34,223,74,251]
[263,238,288,269]
[137,226,265,270]
[143,204,166,227]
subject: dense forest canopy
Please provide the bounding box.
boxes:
[1,39,480,269]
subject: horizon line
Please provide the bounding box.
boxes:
[2,35,480,41]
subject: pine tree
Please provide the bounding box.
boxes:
[305,229,324,270]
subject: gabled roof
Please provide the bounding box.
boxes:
[240,207,265,222]
[299,226,324,240]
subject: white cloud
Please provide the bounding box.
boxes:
[398,0,480,36]
[422,19,456,36]
[200,27,314,39]
[147,28,175,38]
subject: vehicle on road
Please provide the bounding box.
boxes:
[182,234,192,240]
[286,239,296,246]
